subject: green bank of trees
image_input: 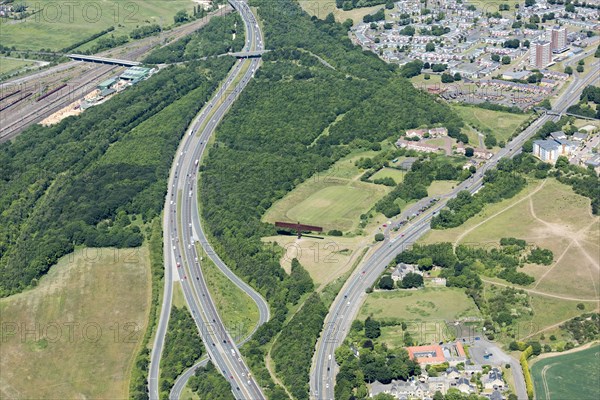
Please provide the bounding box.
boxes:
[397,238,550,287]
[130,24,162,40]
[560,313,600,344]
[376,157,467,218]
[336,0,388,10]
[129,219,164,400]
[271,293,327,400]
[189,362,234,400]
[431,156,538,229]
[0,57,234,297]
[145,13,245,63]
[394,240,546,334]
[159,307,204,399]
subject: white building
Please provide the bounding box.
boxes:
[533,138,577,163]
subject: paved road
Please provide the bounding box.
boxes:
[148,1,268,399]
[310,59,599,400]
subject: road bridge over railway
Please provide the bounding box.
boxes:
[67,54,141,67]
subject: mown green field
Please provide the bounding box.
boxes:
[284,183,386,231]
[0,0,194,51]
[263,150,390,232]
[359,287,482,322]
[428,180,458,197]
[451,104,530,144]
[371,167,405,184]
[0,246,151,400]
[531,344,600,400]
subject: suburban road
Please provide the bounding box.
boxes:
[149,1,269,399]
[310,56,599,400]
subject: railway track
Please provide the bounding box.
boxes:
[0,6,233,143]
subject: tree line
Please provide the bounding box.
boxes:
[0,57,234,296]
[188,362,234,400]
[376,156,470,218]
[129,219,165,400]
[159,306,204,399]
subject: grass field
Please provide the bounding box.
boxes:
[359,287,482,346]
[451,104,530,145]
[359,287,482,322]
[421,178,599,341]
[371,167,406,184]
[0,57,34,75]
[196,245,259,342]
[263,151,390,232]
[262,234,371,289]
[410,73,441,86]
[428,180,459,197]
[0,0,194,51]
[180,385,200,400]
[299,1,382,24]
[531,344,600,400]
[0,246,151,400]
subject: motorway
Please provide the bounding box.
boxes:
[310,56,599,400]
[148,1,269,399]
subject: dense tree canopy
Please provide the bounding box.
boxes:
[145,13,245,63]
[0,57,234,296]
[160,307,204,398]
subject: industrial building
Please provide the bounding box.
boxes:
[120,66,152,83]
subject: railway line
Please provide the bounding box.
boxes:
[0,5,234,143]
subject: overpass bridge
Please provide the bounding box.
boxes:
[67,54,140,67]
[228,50,268,58]
[534,107,598,120]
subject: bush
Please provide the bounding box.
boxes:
[520,346,534,400]
[378,275,395,290]
[401,272,424,288]
[375,233,385,241]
